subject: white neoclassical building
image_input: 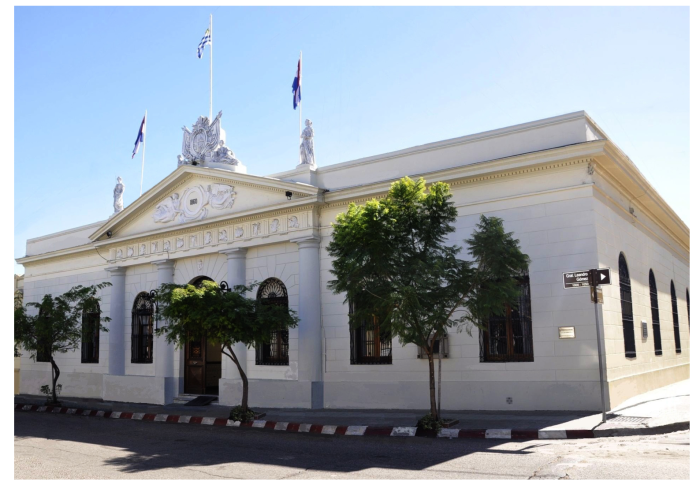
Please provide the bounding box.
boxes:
[17,111,690,411]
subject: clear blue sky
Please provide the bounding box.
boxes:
[14,6,689,274]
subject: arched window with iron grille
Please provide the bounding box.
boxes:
[255,278,289,366]
[671,281,681,353]
[619,253,636,358]
[131,292,154,364]
[649,270,662,356]
[81,303,100,363]
[480,275,534,362]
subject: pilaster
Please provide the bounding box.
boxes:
[105,266,127,377]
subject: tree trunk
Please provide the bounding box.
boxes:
[226,344,249,411]
[49,356,60,404]
[427,350,437,419]
[438,343,442,421]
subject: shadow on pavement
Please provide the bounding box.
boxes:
[14,411,553,475]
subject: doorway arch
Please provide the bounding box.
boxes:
[184,275,221,395]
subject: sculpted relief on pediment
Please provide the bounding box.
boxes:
[153,183,236,224]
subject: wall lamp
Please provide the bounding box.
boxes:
[106,231,113,238]
[285,191,293,200]
[220,281,232,292]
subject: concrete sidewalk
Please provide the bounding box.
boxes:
[15,379,689,436]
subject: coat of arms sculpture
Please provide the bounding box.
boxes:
[179,110,242,168]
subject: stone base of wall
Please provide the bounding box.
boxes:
[219,378,314,408]
[607,364,689,410]
[20,370,104,399]
[323,380,604,411]
[102,375,181,405]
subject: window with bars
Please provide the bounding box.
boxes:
[619,253,637,358]
[81,304,100,363]
[418,334,449,359]
[36,309,51,363]
[131,292,154,364]
[671,281,681,353]
[649,270,662,356]
[349,313,393,365]
[480,275,534,362]
[255,278,289,366]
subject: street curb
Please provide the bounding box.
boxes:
[15,404,685,440]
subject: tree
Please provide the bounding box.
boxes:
[154,280,299,413]
[14,283,111,404]
[327,176,530,421]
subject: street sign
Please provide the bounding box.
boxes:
[563,268,612,289]
[590,286,603,304]
[563,270,591,289]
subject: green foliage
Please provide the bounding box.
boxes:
[40,384,61,399]
[416,413,443,432]
[153,279,299,410]
[14,283,111,403]
[229,405,257,423]
[326,176,530,418]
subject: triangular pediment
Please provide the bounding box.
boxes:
[90,165,321,242]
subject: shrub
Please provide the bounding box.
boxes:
[417,413,443,432]
[229,405,257,423]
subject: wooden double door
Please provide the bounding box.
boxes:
[184,334,222,395]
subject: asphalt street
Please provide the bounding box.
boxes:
[14,412,690,479]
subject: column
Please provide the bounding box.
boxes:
[152,259,176,401]
[294,236,323,408]
[219,249,248,380]
[106,266,127,376]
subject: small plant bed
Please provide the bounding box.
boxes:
[416,414,459,432]
[229,406,266,423]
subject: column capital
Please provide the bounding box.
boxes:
[291,236,321,249]
[105,266,127,276]
[219,248,248,259]
[151,259,176,269]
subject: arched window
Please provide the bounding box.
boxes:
[649,270,662,356]
[619,253,636,358]
[131,292,154,364]
[255,278,289,366]
[671,281,681,353]
[81,303,100,363]
[481,275,534,362]
[190,276,214,287]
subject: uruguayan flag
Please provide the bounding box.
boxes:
[197,28,211,59]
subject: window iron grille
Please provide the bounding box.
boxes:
[671,281,681,353]
[480,276,534,363]
[349,303,392,365]
[81,305,100,363]
[418,334,449,359]
[131,292,154,364]
[255,278,289,366]
[649,270,662,356]
[36,310,51,362]
[619,254,637,358]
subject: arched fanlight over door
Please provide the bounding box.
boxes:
[255,278,289,366]
[619,253,636,358]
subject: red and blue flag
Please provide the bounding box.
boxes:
[292,56,301,110]
[132,115,146,159]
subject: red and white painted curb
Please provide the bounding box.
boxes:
[14,403,594,439]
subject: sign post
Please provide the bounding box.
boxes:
[563,268,611,423]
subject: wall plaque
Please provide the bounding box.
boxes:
[558,326,576,339]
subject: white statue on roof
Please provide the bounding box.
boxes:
[112,176,124,216]
[178,111,246,173]
[299,119,315,167]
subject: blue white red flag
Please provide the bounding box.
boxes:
[132,115,146,159]
[292,56,301,110]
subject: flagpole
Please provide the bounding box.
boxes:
[210,14,213,121]
[140,110,147,196]
[299,50,302,164]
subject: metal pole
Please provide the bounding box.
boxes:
[140,110,147,197]
[299,50,302,165]
[209,14,213,121]
[592,275,607,423]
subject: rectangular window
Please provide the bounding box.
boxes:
[131,312,153,363]
[480,276,534,363]
[349,303,392,365]
[255,329,289,365]
[81,310,100,363]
